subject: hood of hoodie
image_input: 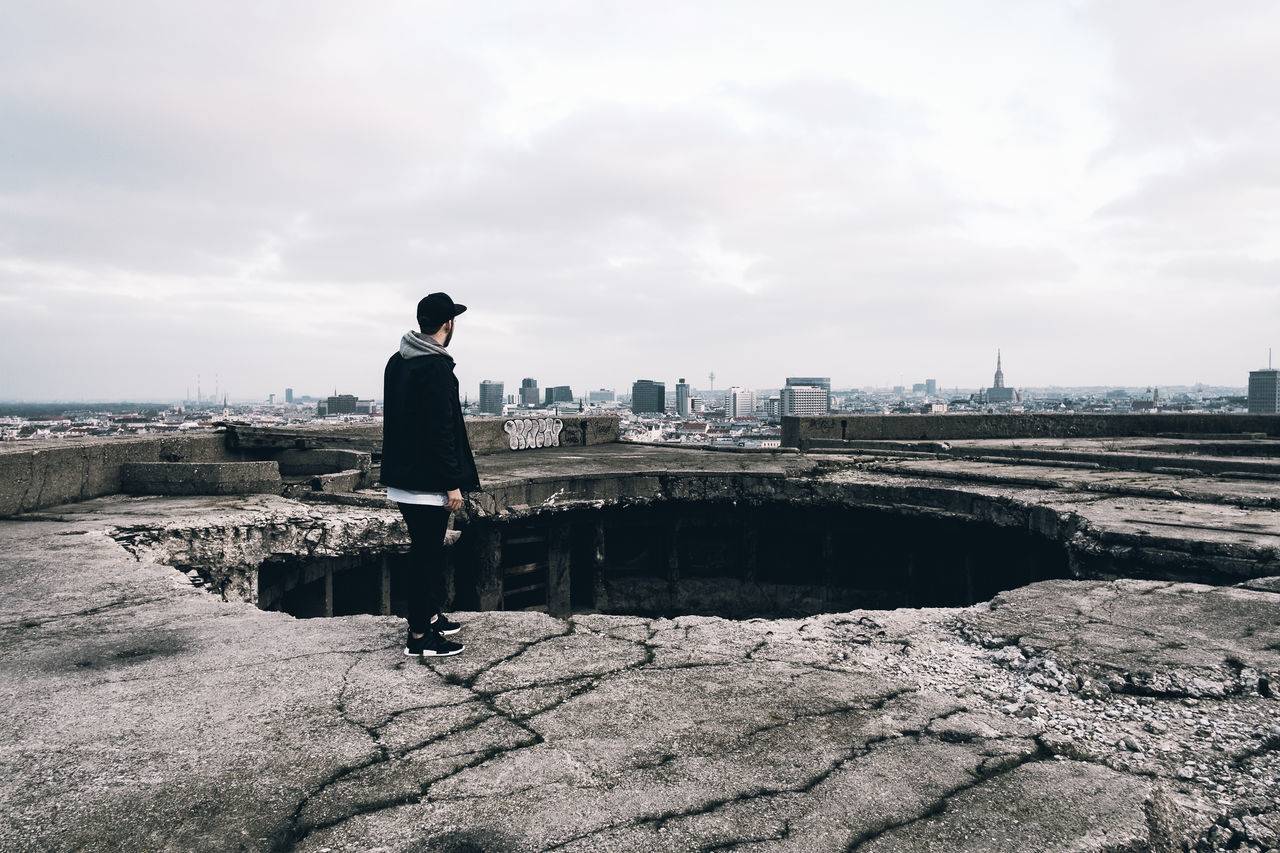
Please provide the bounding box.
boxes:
[399,330,453,362]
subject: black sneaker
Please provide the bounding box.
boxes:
[404,628,464,658]
[432,614,462,636]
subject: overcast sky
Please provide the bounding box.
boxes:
[2,0,1277,402]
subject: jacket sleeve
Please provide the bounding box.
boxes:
[421,363,465,491]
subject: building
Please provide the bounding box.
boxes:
[785,377,831,413]
[588,389,616,404]
[631,380,665,414]
[478,380,505,416]
[519,378,540,407]
[764,396,782,422]
[355,399,377,415]
[690,396,705,413]
[925,379,938,397]
[544,385,573,405]
[1248,369,1279,414]
[725,386,756,418]
[285,388,293,404]
[781,384,828,416]
[325,394,359,415]
[984,351,1019,404]
[676,378,691,416]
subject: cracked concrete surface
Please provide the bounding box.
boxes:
[1,494,1278,852]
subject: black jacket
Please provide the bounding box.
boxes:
[382,352,479,493]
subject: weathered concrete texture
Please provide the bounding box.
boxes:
[460,445,1280,585]
[467,414,622,455]
[276,448,371,476]
[103,495,407,603]
[960,579,1280,699]
[120,460,284,496]
[2,496,1277,853]
[783,413,1280,446]
[0,433,234,516]
[224,415,621,458]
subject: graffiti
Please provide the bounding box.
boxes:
[504,417,564,450]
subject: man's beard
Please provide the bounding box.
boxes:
[443,324,453,347]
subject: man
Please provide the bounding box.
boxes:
[382,292,479,657]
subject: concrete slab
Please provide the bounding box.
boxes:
[2,491,1278,852]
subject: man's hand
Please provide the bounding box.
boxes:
[446,488,463,511]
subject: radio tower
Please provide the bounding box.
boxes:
[708,371,715,394]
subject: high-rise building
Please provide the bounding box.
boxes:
[326,394,359,415]
[588,388,616,404]
[479,380,505,415]
[631,380,665,413]
[783,377,830,414]
[726,386,757,418]
[285,388,293,404]
[676,378,691,416]
[781,385,828,416]
[764,396,782,421]
[925,379,938,397]
[1248,369,1280,414]
[520,378,540,406]
[544,385,573,405]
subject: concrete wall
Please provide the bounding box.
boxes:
[0,434,235,517]
[782,413,1280,448]
[466,415,621,455]
[226,415,621,457]
[121,462,283,496]
[0,415,623,517]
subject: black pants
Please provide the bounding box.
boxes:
[397,502,450,634]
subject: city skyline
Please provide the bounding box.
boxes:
[3,2,1279,400]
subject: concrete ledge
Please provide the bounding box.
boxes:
[0,433,234,516]
[226,414,621,458]
[311,470,367,494]
[784,413,1280,447]
[275,448,371,476]
[120,461,282,496]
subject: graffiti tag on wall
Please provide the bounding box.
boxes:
[504,417,564,450]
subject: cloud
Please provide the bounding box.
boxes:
[0,0,1275,398]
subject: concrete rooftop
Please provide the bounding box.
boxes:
[2,440,1279,852]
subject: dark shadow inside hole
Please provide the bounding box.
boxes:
[255,500,1072,621]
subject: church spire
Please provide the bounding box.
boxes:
[993,349,1005,389]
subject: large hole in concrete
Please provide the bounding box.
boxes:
[251,501,1072,620]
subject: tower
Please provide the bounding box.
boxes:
[478,380,505,415]
[986,350,1016,403]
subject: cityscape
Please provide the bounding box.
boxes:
[5,352,1277,447]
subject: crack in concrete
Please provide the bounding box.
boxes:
[538,706,996,853]
[842,746,1051,852]
[272,646,540,851]
[76,645,393,688]
[279,724,540,850]
[735,687,917,744]
[697,819,793,853]
[0,596,172,631]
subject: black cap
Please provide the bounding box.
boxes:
[416,292,467,325]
